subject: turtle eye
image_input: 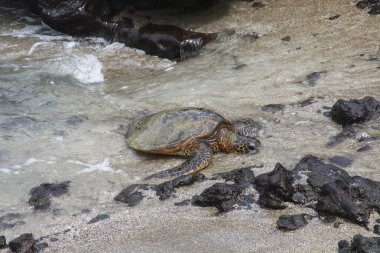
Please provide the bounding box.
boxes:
[247,138,261,153]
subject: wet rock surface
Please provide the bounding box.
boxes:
[338,234,380,253]
[114,184,156,207]
[19,0,217,60]
[191,183,245,212]
[277,214,309,231]
[330,96,380,126]
[356,0,380,15]
[303,71,327,86]
[328,156,353,168]
[9,233,35,253]
[255,163,293,209]
[0,213,25,231]
[28,181,70,210]
[87,214,110,224]
[115,174,206,205]
[0,235,6,249]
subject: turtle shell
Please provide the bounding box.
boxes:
[127,108,227,153]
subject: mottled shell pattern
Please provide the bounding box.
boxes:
[127,108,227,153]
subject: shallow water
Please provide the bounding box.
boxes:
[0,0,380,252]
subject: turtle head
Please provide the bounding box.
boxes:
[218,128,261,154]
[232,135,261,154]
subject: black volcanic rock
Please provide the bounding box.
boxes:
[338,234,380,252]
[87,214,110,224]
[0,235,6,249]
[212,167,255,186]
[291,155,351,204]
[316,179,370,227]
[21,0,217,61]
[255,163,293,209]
[330,96,380,126]
[9,233,35,253]
[114,184,156,206]
[28,181,70,210]
[277,214,309,231]
[191,183,244,212]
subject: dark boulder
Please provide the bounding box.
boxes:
[156,173,206,200]
[330,96,380,126]
[338,234,380,253]
[261,104,285,113]
[356,0,380,15]
[191,183,244,212]
[277,214,309,231]
[255,163,293,209]
[114,184,156,206]
[316,179,370,227]
[21,0,217,61]
[9,233,35,253]
[374,225,380,235]
[28,181,70,210]
[87,214,110,224]
[0,235,6,249]
[211,167,254,186]
[291,155,351,204]
[115,174,206,205]
[328,156,353,168]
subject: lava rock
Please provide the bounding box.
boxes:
[114,184,156,207]
[22,0,217,61]
[326,125,360,147]
[261,104,285,113]
[357,145,372,152]
[328,14,340,20]
[291,155,352,203]
[303,71,327,86]
[87,214,110,224]
[281,36,291,42]
[277,214,309,231]
[191,183,244,212]
[9,233,35,253]
[252,1,265,9]
[338,234,380,252]
[156,173,206,200]
[374,225,380,235]
[316,179,370,227]
[356,1,369,9]
[328,156,353,168]
[0,213,25,231]
[255,163,293,209]
[33,242,48,252]
[28,181,70,210]
[212,167,254,186]
[0,235,6,249]
[330,96,380,126]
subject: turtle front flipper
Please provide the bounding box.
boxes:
[144,143,212,180]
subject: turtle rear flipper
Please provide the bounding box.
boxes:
[144,143,212,180]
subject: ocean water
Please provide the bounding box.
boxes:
[0,1,379,252]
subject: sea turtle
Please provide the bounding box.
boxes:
[127,108,261,179]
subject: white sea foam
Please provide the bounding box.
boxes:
[56,54,104,83]
[0,168,11,174]
[24,157,45,165]
[27,41,51,56]
[67,158,114,174]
